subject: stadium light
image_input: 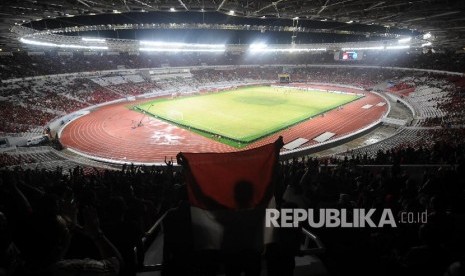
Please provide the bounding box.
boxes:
[422,42,432,47]
[249,43,268,50]
[82,37,106,43]
[276,48,326,52]
[170,7,175,11]
[229,10,235,15]
[139,47,225,52]
[398,37,411,43]
[386,45,410,50]
[423,33,432,39]
[20,38,55,47]
[343,45,411,51]
[342,46,384,50]
[140,41,225,49]
[249,45,326,53]
[20,38,109,50]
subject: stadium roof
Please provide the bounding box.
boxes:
[0,0,464,51]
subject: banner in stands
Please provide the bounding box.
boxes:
[177,137,283,210]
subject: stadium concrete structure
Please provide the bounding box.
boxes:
[2,2,465,276]
[1,0,463,168]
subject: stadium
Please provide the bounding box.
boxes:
[0,0,464,276]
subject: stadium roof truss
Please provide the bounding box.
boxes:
[0,0,464,51]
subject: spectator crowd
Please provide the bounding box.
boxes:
[0,141,464,275]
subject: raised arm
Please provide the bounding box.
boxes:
[82,206,124,267]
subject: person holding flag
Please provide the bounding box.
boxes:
[172,137,284,276]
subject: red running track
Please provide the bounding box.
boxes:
[60,85,387,164]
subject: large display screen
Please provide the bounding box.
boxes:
[334,51,363,61]
[342,51,358,60]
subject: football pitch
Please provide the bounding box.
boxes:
[135,86,362,147]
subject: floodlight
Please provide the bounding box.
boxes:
[139,47,224,52]
[82,37,106,43]
[20,38,108,50]
[249,43,268,50]
[398,37,411,43]
[139,41,225,49]
[386,45,410,50]
[249,45,326,53]
[342,46,384,50]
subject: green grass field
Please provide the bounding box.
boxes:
[135,86,361,147]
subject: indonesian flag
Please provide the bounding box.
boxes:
[177,137,284,210]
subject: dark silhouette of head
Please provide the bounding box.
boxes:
[106,196,127,222]
[430,196,446,213]
[419,224,440,247]
[0,212,10,251]
[234,180,254,209]
[15,194,71,268]
[16,214,71,267]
